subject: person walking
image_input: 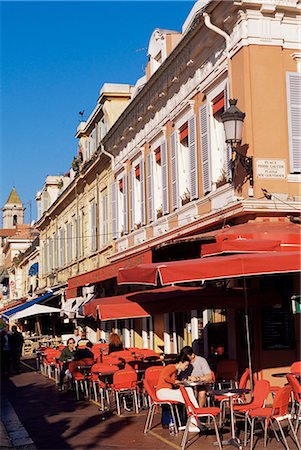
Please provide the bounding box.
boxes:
[0,328,12,374]
[72,328,80,345]
[10,325,24,373]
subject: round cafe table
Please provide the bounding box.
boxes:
[210,388,251,450]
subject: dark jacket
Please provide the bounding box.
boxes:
[108,343,123,354]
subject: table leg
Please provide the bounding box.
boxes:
[214,396,243,449]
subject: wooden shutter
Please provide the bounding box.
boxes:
[53,232,58,269]
[129,168,134,231]
[102,193,108,246]
[140,160,146,225]
[90,202,97,252]
[188,115,198,200]
[123,174,128,234]
[48,238,53,272]
[111,182,118,239]
[286,72,301,173]
[224,82,232,179]
[199,103,212,194]
[146,152,154,222]
[170,131,179,210]
[161,140,169,214]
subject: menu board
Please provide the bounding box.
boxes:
[262,308,295,350]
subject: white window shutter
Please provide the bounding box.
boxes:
[102,193,108,246]
[146,152,154,222]
[123,174,128,234]
[53,232,57,269]
[140,160,146,225]
[199,103,212,194]
[286,72,301,173]
[161,140,169,215]
[111,182,118,239]
[170,131,179,210]
[129,168,134,231]
[224,82,232,179]
[188,115,198,200]
[48,238,53,272]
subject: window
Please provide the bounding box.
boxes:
[53,232,58,269]
[66,222,72,263]
[48,237,53,272]
[171,115,198,210]
[59,228,65,267]
[148,141,167,220]
[13,215,17,226]
[129,160,145,231]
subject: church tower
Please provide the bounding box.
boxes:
[2,187,25,228]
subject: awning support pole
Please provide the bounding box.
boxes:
[243,278,253,390]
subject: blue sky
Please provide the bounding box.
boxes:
[1,1,193,223]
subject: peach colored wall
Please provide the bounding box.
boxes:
[154,313,164,353]
[232,45,300,198]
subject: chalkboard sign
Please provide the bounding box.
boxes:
[262,308,295,350]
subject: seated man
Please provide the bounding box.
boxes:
[179,346,213,407]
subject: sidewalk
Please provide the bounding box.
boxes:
[1,360,299,450]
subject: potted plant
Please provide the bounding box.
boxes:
[216,169,228,188]
[181,188,191,206]
[72,156,80,172]
[156,207,163,219]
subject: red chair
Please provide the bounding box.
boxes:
[216,359,238,386]
[233,379,270,446]
[291,361,301,375]
[111,368,139,415]
[143,366,181,435]
[215,368,251,423]
[69,358,94,400]
[248,385,300,450]
[287,374,301,433]
[179,386,222,450]
[91,362,118,410]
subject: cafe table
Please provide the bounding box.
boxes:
[210,388,250,449]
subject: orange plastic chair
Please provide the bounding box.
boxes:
[216,359,238,386]
[233,379,270,446]
[143,366,182,434]
[91,362,118,409]
[111,369,139,415]
[291,361,301,375]
[287,374,301,433]
[248,385,300,450]
[215,368,251,422]
[179,386,222,450]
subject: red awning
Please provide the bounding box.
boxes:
[66,249,152,297]
[118,251,301,286]
[212,92,224,115]
[179,123,188,141]
[83,295,150,321]
[212,222,301,245]
[201,239,282,257]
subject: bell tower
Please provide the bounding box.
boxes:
[2,187,24,228]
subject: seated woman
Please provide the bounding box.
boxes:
[108,333,123,354]
[58,338,76,390]
[156,354,200,432]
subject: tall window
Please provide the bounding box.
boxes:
[59,227,65,267]
[13,215,17,226]
[286,72,301,174]
[66,222,72,263]
[129,159,145,231]
[90,201,97,252]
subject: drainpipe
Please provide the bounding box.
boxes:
[100,145,114,171]
[203,13,233,97]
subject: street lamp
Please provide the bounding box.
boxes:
[221,99,253,186]
[49,272,55,287]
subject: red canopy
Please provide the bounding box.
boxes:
[83,295,150,321]
[118,251,301,286]
[212,222,301,245]
[201,239,282,257]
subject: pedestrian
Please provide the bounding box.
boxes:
[179,345,213,407]
[10,325,24,373]
[76,330,92,348]
[58,338,76,391]
[108,333,123,354]
[156,354,200,432]
[72,328,80,345]
[0,328,11,374]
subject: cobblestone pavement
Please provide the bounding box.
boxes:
[1,359,299,450]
